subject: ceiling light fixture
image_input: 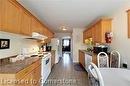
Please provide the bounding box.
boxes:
[61,26,67,31]
[62,28,67,31]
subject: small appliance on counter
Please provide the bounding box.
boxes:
[93,45,108,54]
[41,44,52,52]
[46,46,52,52]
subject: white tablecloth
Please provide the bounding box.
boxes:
[99,68,130,86]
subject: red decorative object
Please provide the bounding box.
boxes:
[105,32,113,43]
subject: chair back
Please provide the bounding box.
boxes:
[97,52,109,68]
[88,62,104,86]
[110,50,121,68]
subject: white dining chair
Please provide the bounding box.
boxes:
[110,50,121,68]
[97,52,109,68]
[88,62,104,86]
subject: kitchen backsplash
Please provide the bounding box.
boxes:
[0,31,39,59]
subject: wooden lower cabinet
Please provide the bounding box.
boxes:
[18,60,41,86]
[32,65,41,86]
[20,65,41,86]
[0,59,41,86]
[79,50,98,69]
[18,63,41,86]
[20,72,33,86]
[92,54,98,66]
[79,50,85,68]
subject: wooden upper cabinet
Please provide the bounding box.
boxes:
[42,26,54,38]
[0,0,2,29]
[100,19,112,42]
[83,27,94,43]
[20,11,31,36]
[31,18,43,34]
[42,26,48,35]
[1,0,21,34]
[127,10,130,38]
[83,31,86,43]
[0,0,54,41]
[83,18,112,43]
[47,30,54,38]
[95,22,102,43]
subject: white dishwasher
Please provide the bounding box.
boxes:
[41,53,51,85]
[85,54,92,72]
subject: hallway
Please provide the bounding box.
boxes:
[44,53,89,86]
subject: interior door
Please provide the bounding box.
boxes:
[62,39,71,52]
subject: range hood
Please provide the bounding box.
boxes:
[27,32,48,40]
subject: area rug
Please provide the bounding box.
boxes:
[74,63,86,71]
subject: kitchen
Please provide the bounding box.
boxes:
[1,0,130,86]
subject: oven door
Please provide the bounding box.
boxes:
[41,55,51,85]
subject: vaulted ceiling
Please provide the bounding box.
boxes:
[18,0,129,33]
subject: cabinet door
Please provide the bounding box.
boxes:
[20,72,33,86]
[0,0,3,29]
[128,11,130,38]
[31,18,42,34]
[20,11,31,36]
[91,27,95,42]
[92,25,97,43]
[31,18,38,33]
[42,27,49,37]
[33,65,41,86]
[87,29,91,38]
[83,31,86,43]
[1,0,21,34]
[101,20,112,43]
[39,24,44,35]
[79,51,85,67]
[95,22,102,43]
[85,30,88,39]
[92,54,98,65]
[48,30,54,38]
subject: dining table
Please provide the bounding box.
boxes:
[99,68,130,86]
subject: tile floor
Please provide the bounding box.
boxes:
[43,53,89,86]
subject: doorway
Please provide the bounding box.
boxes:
[62,39,71,53]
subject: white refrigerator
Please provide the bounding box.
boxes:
[51,38,60,64]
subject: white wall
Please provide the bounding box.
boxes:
[55,33,72,57]
[72,28,87,63]
[111,2,130,69]
[0,31,39,59]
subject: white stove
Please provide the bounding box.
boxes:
[41,52,51,85]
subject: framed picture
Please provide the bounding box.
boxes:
[0,39,10,49]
